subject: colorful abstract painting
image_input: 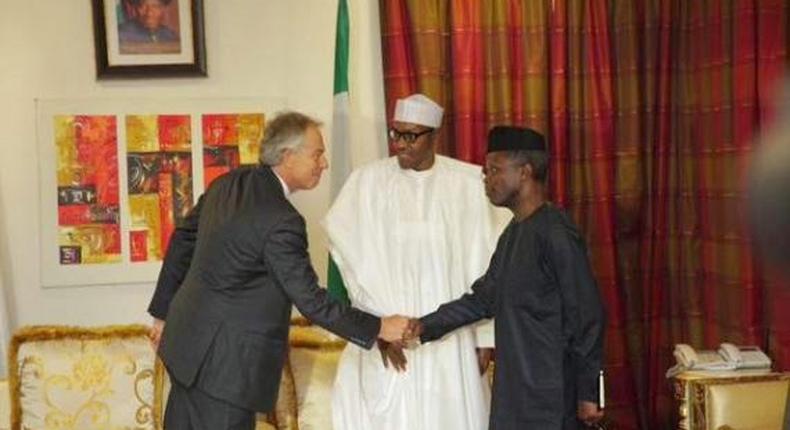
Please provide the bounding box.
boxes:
[202,114,265,186]
[126,115,194,262]
[54,115,121,265]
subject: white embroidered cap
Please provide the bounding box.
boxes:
[393,94,444,128]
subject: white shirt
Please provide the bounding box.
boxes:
[271,167,291,197]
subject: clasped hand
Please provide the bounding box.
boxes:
[377,316,424,372]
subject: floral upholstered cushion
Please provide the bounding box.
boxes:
[9,325,162,430]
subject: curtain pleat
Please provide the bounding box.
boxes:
[379,0,788,427]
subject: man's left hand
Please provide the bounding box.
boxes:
[476,347,494,375]
[149,318,165,351]
[377,339,407,372]
[577,400,604,427]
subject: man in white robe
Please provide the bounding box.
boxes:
[326,94,507,430]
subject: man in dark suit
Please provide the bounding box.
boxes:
[147,111,411,429]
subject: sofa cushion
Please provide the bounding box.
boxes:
[9,325,162,430]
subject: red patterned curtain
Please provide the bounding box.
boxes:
[380,0,789,427]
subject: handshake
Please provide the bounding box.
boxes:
[375,315,424,372]
[380,315,422,344]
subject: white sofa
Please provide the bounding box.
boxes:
[3,322,344,430]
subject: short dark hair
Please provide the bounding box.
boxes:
[506,150,549,183]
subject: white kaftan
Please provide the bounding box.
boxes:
[325,155,507,430]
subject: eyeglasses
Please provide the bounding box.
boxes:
[388,128,433,144]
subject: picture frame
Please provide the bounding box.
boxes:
[36,97,287,287]
[91,0,207,79]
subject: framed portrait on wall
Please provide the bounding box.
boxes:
[91,0,207,78]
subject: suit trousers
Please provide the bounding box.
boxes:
[164,376,255,430]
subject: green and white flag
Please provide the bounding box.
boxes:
[327,0,351,304]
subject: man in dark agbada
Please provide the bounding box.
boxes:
[406,126,607,429]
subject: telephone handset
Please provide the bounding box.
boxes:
[667,343,772,377]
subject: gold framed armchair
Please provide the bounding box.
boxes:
[673,371,790,430]
[7,325,164,430]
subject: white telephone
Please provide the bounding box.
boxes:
[717,343,773,369]
[666,343,772,377]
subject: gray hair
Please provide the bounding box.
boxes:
[259,111,323,166]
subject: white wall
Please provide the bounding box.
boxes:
[0,0,388,327]
[0,243,9,378]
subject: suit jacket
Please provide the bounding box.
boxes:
[148,166,380,412]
